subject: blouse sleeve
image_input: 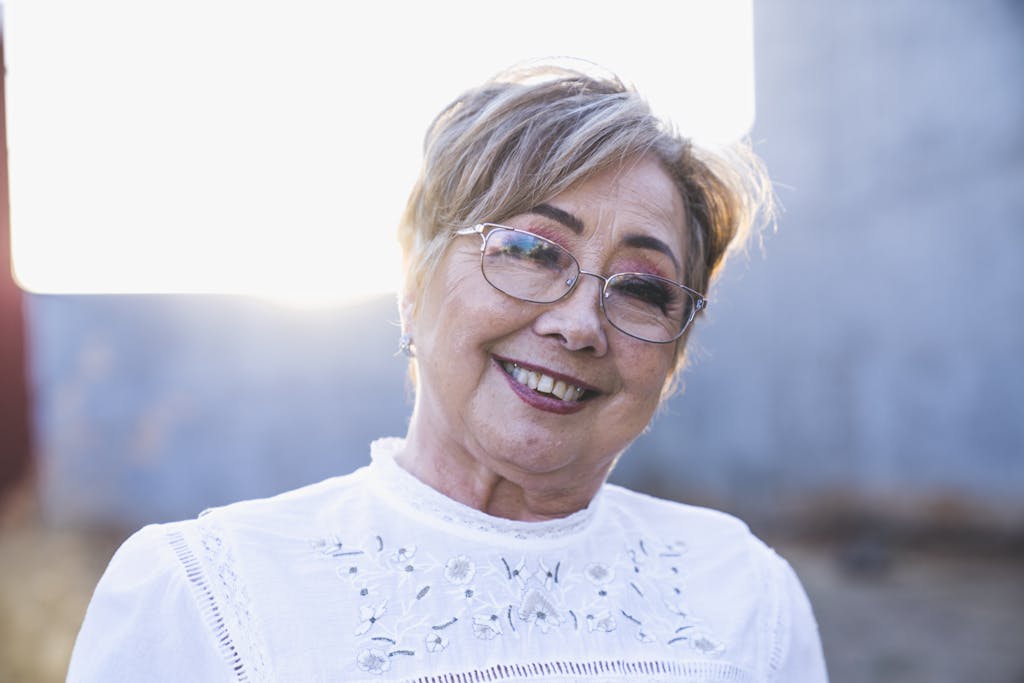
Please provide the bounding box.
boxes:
[67,523,228,682]
[771,556,830,682]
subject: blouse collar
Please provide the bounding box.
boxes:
[368,438,602,543]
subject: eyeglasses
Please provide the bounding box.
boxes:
[453,223,707,344]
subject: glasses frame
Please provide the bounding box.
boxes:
[453,223,707,344]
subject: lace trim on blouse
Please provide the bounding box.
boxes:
[763,549,789,681]
[393,658,752,682]
[367,437,600,541]
[167,521,270,682]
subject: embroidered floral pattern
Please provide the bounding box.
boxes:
[354,601,387,636]
[691,629,727,656]
[356,648,390,674]
[392,545,416,565]
[586,609,617,633]
[424,632,448,653]
[443,555,476,585]
[585,562,614,585]
[518,588,561,633]
[663,585,690,616]
[472,613,503,640]
[671,626,727,656]
[314,530,729,676]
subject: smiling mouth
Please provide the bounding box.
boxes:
[499,360,592,403]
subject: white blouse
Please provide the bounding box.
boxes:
[68,438,828,682]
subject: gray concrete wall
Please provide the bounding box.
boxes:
[30,1,1024,529]
[624,0,1024,521]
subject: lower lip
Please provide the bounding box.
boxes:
[494,358,588,415]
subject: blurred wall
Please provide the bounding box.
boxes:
[624,0,1024,523]
[29,295,408,526]
[30,1,1024,530]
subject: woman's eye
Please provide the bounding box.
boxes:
[499,234,564,264]
[613,276,677,311]
[524,242,565,269]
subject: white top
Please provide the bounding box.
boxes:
[68,438,828,682]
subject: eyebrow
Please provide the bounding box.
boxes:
[528,203,584,234]
[623,234,681,274]
[528,203,681,274]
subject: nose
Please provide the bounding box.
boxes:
[531,271,609,355]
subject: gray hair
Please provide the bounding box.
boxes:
[398,63,772,393]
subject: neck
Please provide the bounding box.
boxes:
[398,421,607,522]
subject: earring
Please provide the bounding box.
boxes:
[398,333,415,358]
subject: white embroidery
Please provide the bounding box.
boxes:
[355,601,388,636]
[424,632,449,653]
[472,613,503,640]
[195,520,270,682]
[443,555,476,585]
[315,530,729,674]
[355,647,390,675]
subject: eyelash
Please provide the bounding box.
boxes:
[510,223,673,280]
[516,223,567,248]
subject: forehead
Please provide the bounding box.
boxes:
[542,156,687,255]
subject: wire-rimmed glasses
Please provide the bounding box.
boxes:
[453,223,706,343]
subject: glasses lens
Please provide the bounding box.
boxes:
[603,273,695,342]
[481,228,578,303]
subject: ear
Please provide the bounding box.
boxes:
[399,289,416,336]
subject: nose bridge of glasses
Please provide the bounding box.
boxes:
[568,270,611,299]
[559,271,614,331]
[543,267,613,351]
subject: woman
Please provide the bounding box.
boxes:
[69,64,828,681]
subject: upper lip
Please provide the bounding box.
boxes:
[492,354,602,394]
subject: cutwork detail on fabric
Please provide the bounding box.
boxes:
[762,547,789,682]
[167,529,255,681]
[399,658,753,682]
[193,518,270,682]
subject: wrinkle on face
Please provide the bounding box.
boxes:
[400,154,686,521]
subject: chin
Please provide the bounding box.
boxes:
[489,431,606,479]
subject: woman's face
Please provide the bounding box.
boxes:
[407,154,688,493]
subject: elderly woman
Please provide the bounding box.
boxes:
[69,65,828,681]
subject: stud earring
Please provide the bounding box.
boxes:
[398,333,415,358]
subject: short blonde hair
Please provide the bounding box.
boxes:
[398,63,772,391]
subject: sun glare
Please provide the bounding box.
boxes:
[5,0,753,305]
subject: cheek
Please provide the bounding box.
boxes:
[622,345,676,398]
[415,258,479,333]
[415,261,526,365]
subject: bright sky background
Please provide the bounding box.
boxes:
[5,0,754,305]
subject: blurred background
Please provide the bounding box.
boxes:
[1,1,1023,682]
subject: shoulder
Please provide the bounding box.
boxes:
[598,484,786,599]
[69,469,372,681]
[197,465,372,533]
[88,520,199,592]
[85,469,368,573]
[599,482,806,595]
[600,483,754,544]
[598,485,828,681]
[68,522,227,681]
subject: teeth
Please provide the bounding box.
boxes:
[552,380,567,400]
[501,362,584,402]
